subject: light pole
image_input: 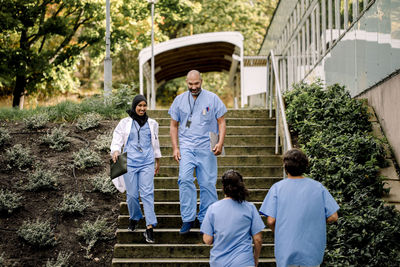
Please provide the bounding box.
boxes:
[148,0,157,109]
[104,0,112,104]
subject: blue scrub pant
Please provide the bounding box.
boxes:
[178,148,218,223]
[124,163,157,227]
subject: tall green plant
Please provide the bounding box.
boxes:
[285,82,400,266]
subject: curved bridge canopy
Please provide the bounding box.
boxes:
[139,32,244,108]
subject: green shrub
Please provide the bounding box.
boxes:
[5,144,34,171]
[0,189,23,214]
[17,219,57,248]
[111,83,137,110]
[45,251,72,267]
[0,252,5,266]
[76,217,112,258]
[94,131,112,153]
[56,193,92,215]
[41,126,70,151]
[285,82,400,266]
[73,148,102,169]
[23,112,50,129]
[0,127,10,146]
[76,112,102,130]
[91,172,117,194]
[24,168,58,191]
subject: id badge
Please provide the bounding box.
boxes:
[186,120,191,128]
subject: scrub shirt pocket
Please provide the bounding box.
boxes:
[200,107,213,125]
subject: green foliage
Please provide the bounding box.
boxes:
[285,81,371,144]
[76,217,112,258]
[285,82,400,266]
[76,112,102,130]
[23,112,50,130]
[0,0,105,107]
[45,251,72,267]
[94,131,112,153]
[41,126,70,151]
[0,127,10,146]
[0,189,22,214]
[24,168,58,191]
[91,172,117,195]
[111,83,138,110]
[56,193,92,215]
[73,148,102,169]
[5,144,34,171]
[17,219,57,248]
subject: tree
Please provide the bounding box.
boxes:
[0,0,104,108]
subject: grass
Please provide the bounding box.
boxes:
[0,96,127,123]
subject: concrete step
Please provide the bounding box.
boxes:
[112,257,276,266]
[113,243,274,258]
[161,155,282,166]
[157,166,283,177]
[159,135,276,146]
[119,202,264,215]
[117,215,270,230]
[115,228,273,244]
[135,189,268,202]
[155,118,276,127]
[160,145,281,156]
[153,177,281,189]
[147,109,275,119]
[158,126,276,135]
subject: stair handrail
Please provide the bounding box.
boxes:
[269,50,292,155]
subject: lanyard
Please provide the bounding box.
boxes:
[188,90,201,118]
[133,121,143,152]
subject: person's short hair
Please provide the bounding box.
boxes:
[221,170,249,203]
[283,148,309,176]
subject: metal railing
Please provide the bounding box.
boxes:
[272,0,375,92]
[266,50,293,156]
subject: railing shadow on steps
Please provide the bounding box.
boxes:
[266,50,292,173]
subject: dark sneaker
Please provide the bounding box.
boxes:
[144,228,155,243]
[128,219,137,232]
[179,221,194,235]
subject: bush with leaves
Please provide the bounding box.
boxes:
[111,83,138,110]
[45,251,72,267]
[91,172,117,194]
[0,252,5,266]
[73,148,102,169]
[0,127,10,146]
[23,113,50,130]
[285,82,400,266]
[5,144,34,171]
[94,131,112,153]
[0,189,22,214]
[56,193,92,215]
[17,219,57,248]
[76,112,102,130]
[76,217,113,258]
[24,168,58,191]
[41,126,70,151]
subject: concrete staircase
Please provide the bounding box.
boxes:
[112,109,282,266]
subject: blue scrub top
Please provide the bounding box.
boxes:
[168,89,227,150]
[201,199,265,267]
[124,121,154,167]
[259,178,340,267]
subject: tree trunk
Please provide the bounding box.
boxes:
[12,75,26,108]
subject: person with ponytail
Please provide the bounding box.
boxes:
[200,170,265,267]
[110,95,161,243]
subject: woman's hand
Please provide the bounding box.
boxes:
[154,158,160,175]
[112,151,120,163]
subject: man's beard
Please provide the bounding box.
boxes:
[189,87,201,96]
